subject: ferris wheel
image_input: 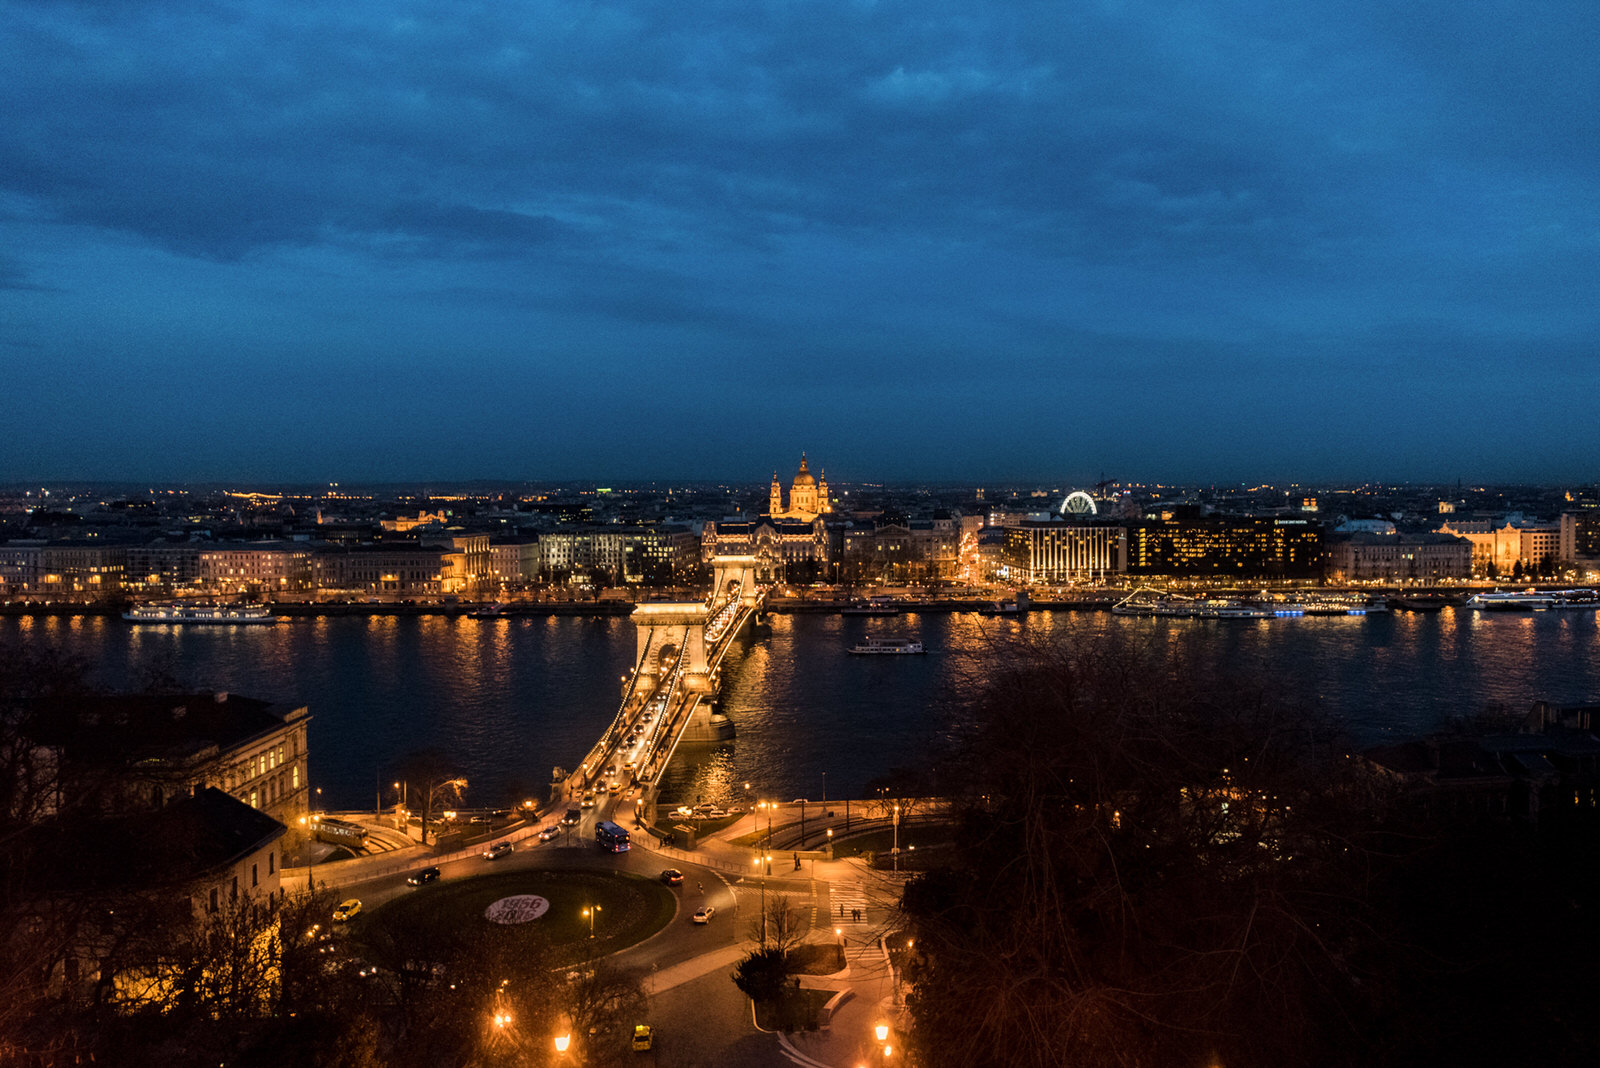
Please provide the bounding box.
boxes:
[1059,490,1098,517]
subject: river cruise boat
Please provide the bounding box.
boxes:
[1112,590,1271,619]
[1467,589,1600,611]
[841,600,899,616]
[849,637,925,655]
[123,602,278,625]
[1261,596,1390,617]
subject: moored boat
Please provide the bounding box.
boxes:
[123,602,278,625]
[1112,589,1271,619]
[849,637,925,655]
[1467,588,1600,611]
[841,600,898,616]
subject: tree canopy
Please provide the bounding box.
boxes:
[899,635,1600,1068]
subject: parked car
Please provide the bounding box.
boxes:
[406,866,440,886]
[660,869,684,886]
[538,825,560,842]
[483,841,513,860]
[692,906,715,924]
[332,899,362,922]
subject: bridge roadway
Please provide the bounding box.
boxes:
[560,580,764,816]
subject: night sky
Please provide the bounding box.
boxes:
[4,1,1596,485]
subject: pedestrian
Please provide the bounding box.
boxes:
[698,881,704,894]
[839,903,845,918]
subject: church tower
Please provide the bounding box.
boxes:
[790,454,817,516]
[769,471,783,517]
[817,469,831,514]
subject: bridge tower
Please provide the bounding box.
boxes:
[630,602,714,693]
[710,555,764,610]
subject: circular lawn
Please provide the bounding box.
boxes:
[363,868,676,966]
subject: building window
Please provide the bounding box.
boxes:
[250,790,258,808]
[230,876,238,901]
[252,863,258,888]
[292,764,299,789]
[209,888,219,913]
[268,851,274,875]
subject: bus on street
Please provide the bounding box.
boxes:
[595,820,630,852]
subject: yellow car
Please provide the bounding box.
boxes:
[631,1024,653,1051]
[332,899,362,923]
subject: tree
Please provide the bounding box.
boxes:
[394,749,468,845]
[731,948,789,1004]
[899,635,1390,1068]
[746,893,806,957]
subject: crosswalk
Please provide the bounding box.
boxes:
[827,881,872,926]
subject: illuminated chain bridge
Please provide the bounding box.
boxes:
[560,556,767,822]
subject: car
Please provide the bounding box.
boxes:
[692,906,715,924]
[660,868,684,886]
[406,866,440,886]
[595,781,608,794]
[608,780,623,792]
[483,841,512,860]
[580,793,596,808]
[562,807,582,826]
[632,1024,654,1051]
[538,825,560,842]
[623,760,637,772]
[332,898,362,922]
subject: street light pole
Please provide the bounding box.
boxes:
[752,856,768,944]
[892,803,900,873]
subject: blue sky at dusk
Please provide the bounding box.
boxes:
[3,1,1596,485]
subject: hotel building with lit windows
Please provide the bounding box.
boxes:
[1125,516,1324,579]
[0,540,127,596]
[1003,520,1128,584]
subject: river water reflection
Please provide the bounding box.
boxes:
[4,607,1597,811]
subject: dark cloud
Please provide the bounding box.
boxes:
[0,0,1595,481]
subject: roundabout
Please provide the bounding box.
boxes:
[358,868,677,966]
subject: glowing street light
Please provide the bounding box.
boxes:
[583,904,602,939]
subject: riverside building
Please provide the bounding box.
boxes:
[1126,516,1324,580]
[1002,520,1127,584]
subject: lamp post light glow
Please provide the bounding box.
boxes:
[875,1023,890,1043]
[583,905,602,939]
[555,1032,570,1054]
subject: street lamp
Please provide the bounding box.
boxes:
[583,904,602,939]
[892,804,901,873]
[752,856,767,944]
[555,1032,571,1054]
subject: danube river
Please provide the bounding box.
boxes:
[5,608,1599,811]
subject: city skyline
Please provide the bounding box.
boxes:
[4,2,1597,485]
